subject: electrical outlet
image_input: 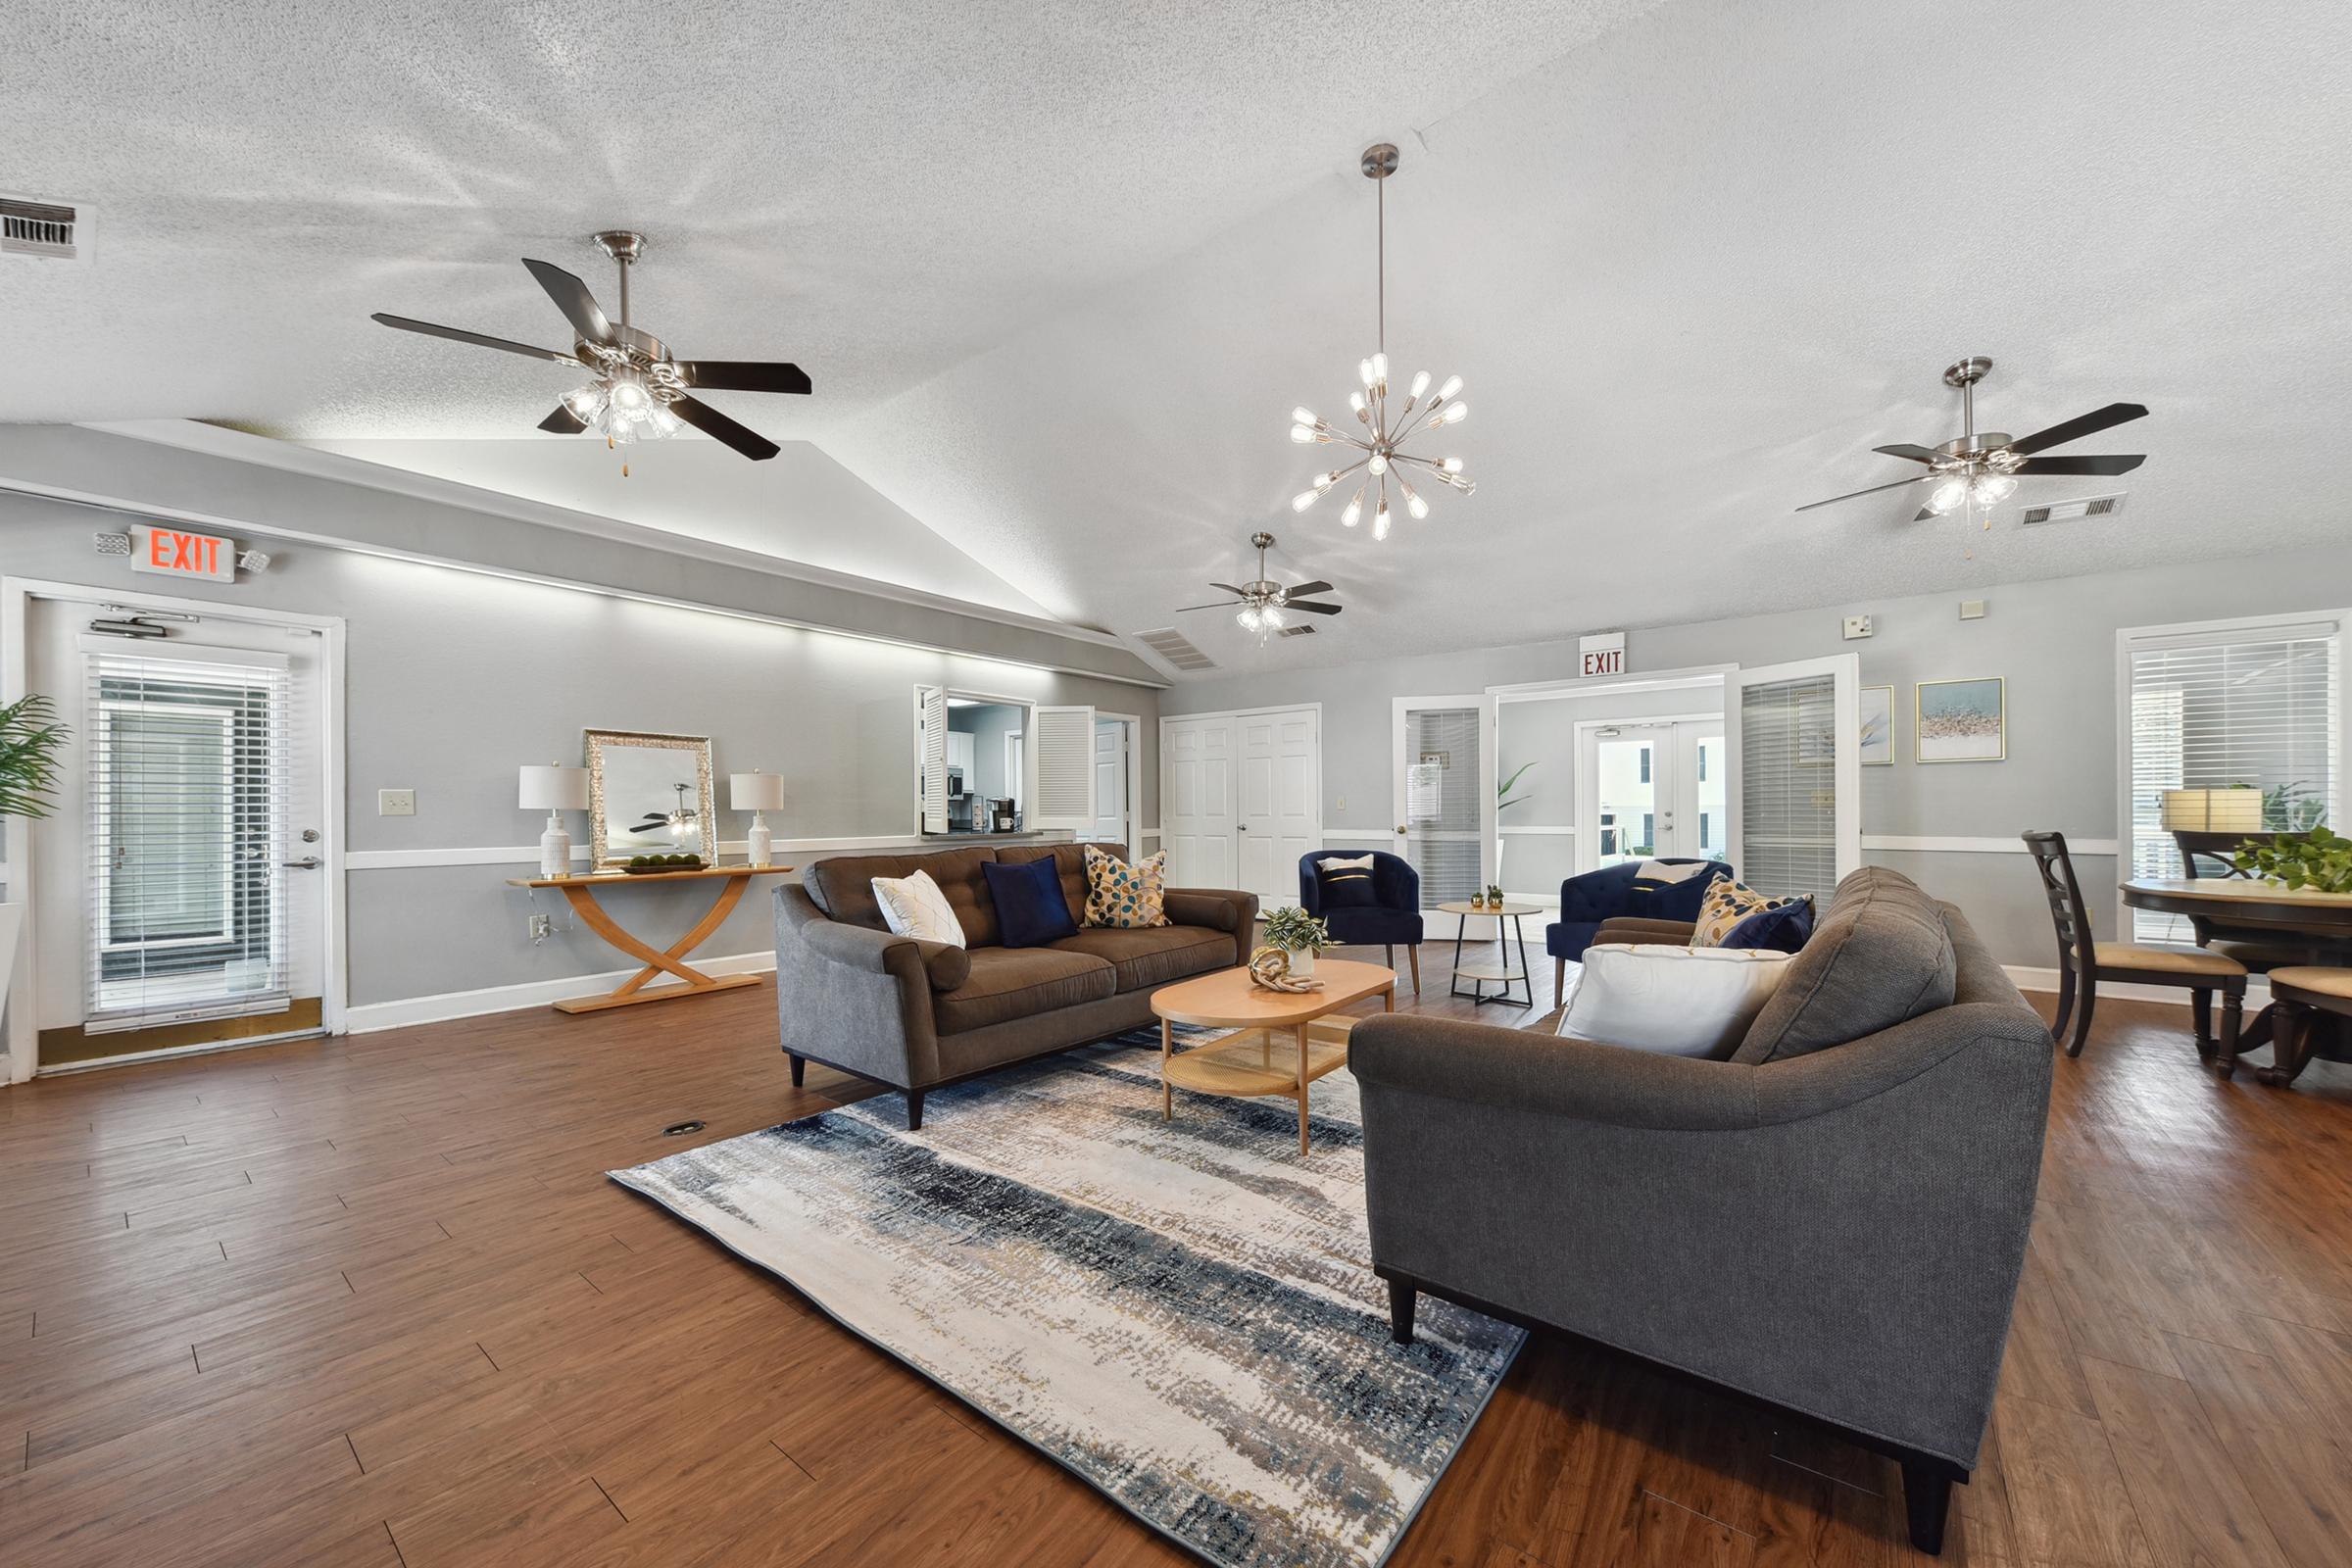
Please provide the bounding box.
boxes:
[1336,794,1346,813]
[1842,614,1873,640]
[377,788,415,816]
[529,913,554,944]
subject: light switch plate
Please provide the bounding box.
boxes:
[1959,600,1987,620]
[1336,794,1347,812]
[1841,614,1873,640]
[377,788,416,816]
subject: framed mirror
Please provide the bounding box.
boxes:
[583,728,714,865]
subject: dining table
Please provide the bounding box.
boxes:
[2120,876,2352,1084]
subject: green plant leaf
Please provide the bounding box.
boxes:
[0,693,70,821]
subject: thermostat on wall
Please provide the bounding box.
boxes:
[1959,600,1987,620]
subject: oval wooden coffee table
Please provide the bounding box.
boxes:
[1150,958,1396,1153]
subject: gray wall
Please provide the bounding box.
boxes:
[2,490,1158,1012]
[1164,544,2352,968]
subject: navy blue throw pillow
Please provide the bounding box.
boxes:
[983,857,1079,948]
[1720,897,1814,954]
[1315,857,1381,909]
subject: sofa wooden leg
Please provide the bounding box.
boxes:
[906,1090,924,1132]
[788,1053,806,1088]
[1407,946,1421,995]
[1387,1275,1417,1346]
[1385,943,1395,972]
[1901,1462,1951,1555]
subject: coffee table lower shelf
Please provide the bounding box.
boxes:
[1161,1022,1355,1100]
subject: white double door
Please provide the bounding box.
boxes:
[1160,707,1319,910]
[1577,720,1725,870]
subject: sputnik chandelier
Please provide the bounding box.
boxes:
[1288,142,1475,540]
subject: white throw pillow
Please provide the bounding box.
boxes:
[870,869,966,948]
[1556,943,1794,1058]
[1317,854,1375,871]
[1634,858,1711,884]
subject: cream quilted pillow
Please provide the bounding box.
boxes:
[869,869,966,948]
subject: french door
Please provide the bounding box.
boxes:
[1393,696,1493,910]
[1576,719,1726,870]
[1725,655,1862,902]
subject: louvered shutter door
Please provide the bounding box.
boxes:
[1029,707,1095,832]
[79,637,293,1033]
[917,685,949,834]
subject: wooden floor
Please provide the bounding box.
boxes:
[2,951,2350,1568]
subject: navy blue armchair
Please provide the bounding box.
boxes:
[1298,851,1424,993]
[1546,858,1732,1002]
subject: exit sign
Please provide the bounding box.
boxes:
[129,524,236,582]
[1580,631,1626,678]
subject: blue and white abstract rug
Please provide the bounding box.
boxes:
[610,1027,1522,1568]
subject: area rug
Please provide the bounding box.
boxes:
[609,1026,1522,1568]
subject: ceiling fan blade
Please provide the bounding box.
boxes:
[1794,473,1934,513]
[1284,601,1343,615]
[666,395,780,461]
[2016,454,2146,476]
[678,360,813,395]
[1283,579,1335,599]
[1913,506,1936,522]
[2008,402,2147,456]
[521,258,615,346]
[1174,601,1240,612]
[1872,443,1942,465]
[536,404,588,434]
[371,313,576,364]
[1208,583,1250,596]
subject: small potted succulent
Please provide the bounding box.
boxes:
[1486,882,1505,908]
[1261,906,1336,979]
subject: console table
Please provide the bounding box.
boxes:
[504,865,792,1014]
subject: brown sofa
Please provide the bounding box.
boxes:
[771,843,1257,1128]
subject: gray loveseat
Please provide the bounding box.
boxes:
[1350,867,2053,1556]
[772,843,1257,1129]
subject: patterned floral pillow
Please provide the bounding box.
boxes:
[1689,877,1801,949]
[1083,845,1170,928]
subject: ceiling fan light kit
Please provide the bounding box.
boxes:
[1797,357,2147,535]
[1176,531,1345,644]
[1287,143,1474,542]
[371,229,811,475]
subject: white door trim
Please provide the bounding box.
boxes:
[2,575,348,1082]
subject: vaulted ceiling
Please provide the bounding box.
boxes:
[11,0,2349,676]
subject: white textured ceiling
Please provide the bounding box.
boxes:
[10,0,2351,674]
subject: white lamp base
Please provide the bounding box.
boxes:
[748,812,773,868]
[539,812,572,879]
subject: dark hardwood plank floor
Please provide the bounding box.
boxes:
[2,943,2349,1567]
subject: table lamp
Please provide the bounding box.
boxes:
[730,769,786,867]
[2159,787,2265,834]
[519,762,590,878]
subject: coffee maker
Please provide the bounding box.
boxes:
[989,798,1019,832]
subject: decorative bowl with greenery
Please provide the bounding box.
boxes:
[2232,826,2352,894]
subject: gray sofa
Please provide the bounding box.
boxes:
[1350,868,2053,1556]
[772,843,1257,1128]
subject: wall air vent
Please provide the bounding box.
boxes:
[2,196,87,262]
[1278,623,1318,637]
[1135,627,1216,672]
[2020,494,2123,526]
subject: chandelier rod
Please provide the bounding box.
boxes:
[1376,172,1385,358]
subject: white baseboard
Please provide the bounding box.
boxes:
[344,951,777,1033]
[2002,963,2267,1009]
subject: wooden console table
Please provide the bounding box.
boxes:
[505,865,792,1014]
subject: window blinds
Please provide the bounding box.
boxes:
[1403,707,1484,905]
[1738,673,1839,903]
[2126,621,2339,942]
[80,639,292,1033]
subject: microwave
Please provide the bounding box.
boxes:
[946,766,965,797]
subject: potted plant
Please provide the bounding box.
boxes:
[2232,826,2352,893]
[0,694,70,1012]
[1261,906,1335,979]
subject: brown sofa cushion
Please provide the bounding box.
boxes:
[1049,924,1232,993]
[804,848,1002,948]
[932,947,1114,1035]
[1733,867,1956,1064]
[998,842,1119,931]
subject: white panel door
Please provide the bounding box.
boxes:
[1236,708,1319,909]
[1725,654,1861,902]
[1091,720,1127,844]
[1161,716,1235,888]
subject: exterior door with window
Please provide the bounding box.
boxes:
[26,601,330,1066]
[1725,655,1862,902]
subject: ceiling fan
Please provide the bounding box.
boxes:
[1797,357,2146,523]
[1177,532,1343,639]
[370,230,808,469]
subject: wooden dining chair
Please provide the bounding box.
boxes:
[2024,830,2247,1061]
[2259,967,2352,1087]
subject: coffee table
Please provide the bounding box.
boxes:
[1437,900,1542,1007]
[1150,959,1396,1153]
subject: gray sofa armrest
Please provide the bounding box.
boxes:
[1349,1013,1760,1131]
[772,883,941,1087]
[1165,887,1259,967]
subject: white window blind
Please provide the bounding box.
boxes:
[2125,620,2339,942]
[1404,707,1484,905]
[1738,673,1839,902]
[80,640,292,1033]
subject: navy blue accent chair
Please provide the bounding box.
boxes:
[1546,858,1732,1001]
[1298,850,1425,993]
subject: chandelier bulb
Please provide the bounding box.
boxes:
[1440,456,1464,473]
[1369,352,1389,389]
[1400,478,1428,520]
[1373,497,1392,542]
[1409,369,1431,400]
[1358,358,1377,388]
[1291,407,1318,428]
[1438,374,1463,401]
[1341,484,1365,527]
[1439,402,1468,425]
[1368,451,1389,475]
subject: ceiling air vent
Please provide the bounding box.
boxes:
[1278,623,1318,637]
[2,196,86,262]
[1136,627,1216,672]
[2020,494,2123,526]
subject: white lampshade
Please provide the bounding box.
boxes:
[518,763,589,812]
[730,770,786,812]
